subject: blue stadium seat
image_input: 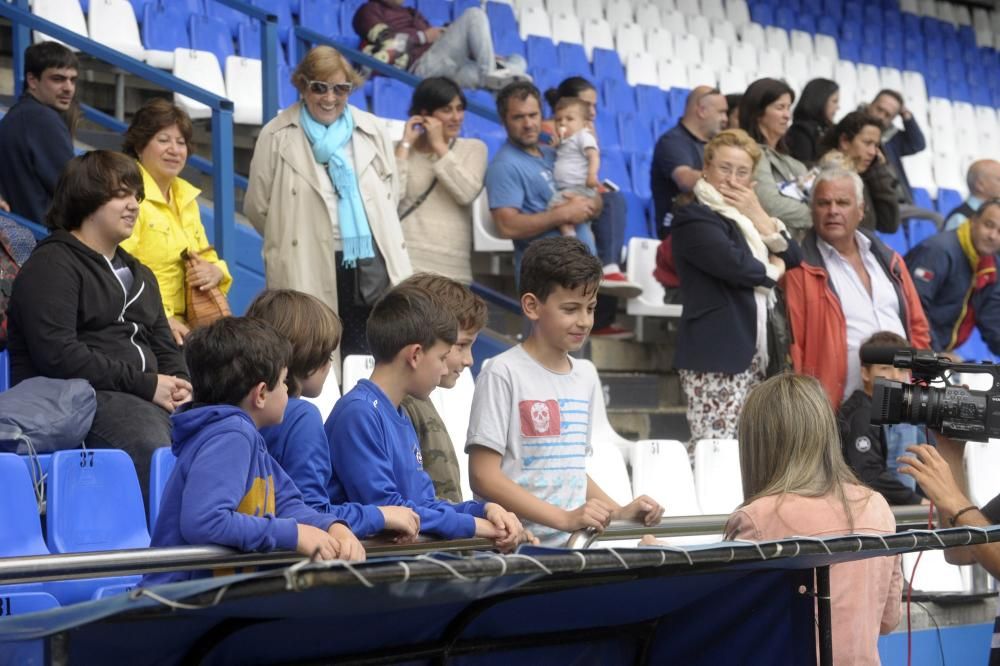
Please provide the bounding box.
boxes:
[602,78,636,114]
[0,592,60,666]
[907,219,937,248]
[142,2,191,53]
[600,148,630,191]
[47,449,151,554]
[630,152,653,199]
[954,327,992,363]
[205,0,246,37]
[451,0,479,19]
[190,14,235,70]
[340,0,366,40]
[20,453,52,495]
[176,0,205,14]
[936,189,963,217]
[862,3,882,25]
[774,6,795,31]
[859,43,882,67]
[750,3,774,25]
[417,0,451,26]
[372,78,413,121]
[349,86,368,112]
[91,583,137,600]
[557,43,591,78]
[877,228,908,256]
[0,453,49,557]
[618,113,655,158]
[666,88,688,121]
[0,349,8,392]
[816,15,838,36]
[821,0,842,20]
[595,114,621,152]
[621,191,655,245]
[592,48,624,82]
[148,447,177,533]
[299,0,341,37]
[911,188,934,213]
[252,0,294,43]
[837,38,860,62]
[794,13,816,34]
[526,36,558,71]
[635,85,668,120]
[486,1,518,42]
[237,20,289,64]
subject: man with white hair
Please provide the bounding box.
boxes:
[944,159,1000,231]
[782,167,930,407]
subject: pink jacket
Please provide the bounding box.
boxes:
[725,484,902,666]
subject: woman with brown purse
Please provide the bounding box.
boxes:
[120,99,233,345]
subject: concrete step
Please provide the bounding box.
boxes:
[607,405,690,443]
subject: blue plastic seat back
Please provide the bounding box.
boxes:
[278,65,298,108]
[630,152,653,199]
[907,219,937,248]
[911,188,934,213]
[298,0,341,37]
[0,453,49,557]
[417,0,451,26]
[148,447,178,533]
[936,188,963,216]
[47,450,150,554]
[592,49,624,82]
[877,228,908,256]
[622,191,655,244]
[635,85,667,119]
[142,2,191,52]
[557,43,591,78]
[816,15,838,37]
[251,0,293,40]
[595,113,621,152]
[372,78,412,121]
[190,14,235,70]
[0,591,60,666]
[618,112,654,155]
[19,453,52,498]
[204,0,249,37]
[486,1,518,43]
[340,0,367,39]
[91,583,137,600]
[774,6,795,30]
[750,3,774,25]
[237,20,289,64]
[603,78,636,114]
[526,36,558,71]
[0,349,8,392]
[954,327,992,363]
[452,0,479,19]
[600,148,630,191]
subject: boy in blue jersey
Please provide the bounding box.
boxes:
[325,284,526,548]
[248,289,421,540]
[144,317,365,586]
[467,237,664,546]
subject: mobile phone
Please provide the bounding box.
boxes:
[601,178,620,192]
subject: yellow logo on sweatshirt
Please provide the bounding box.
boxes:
[237,476,276,517]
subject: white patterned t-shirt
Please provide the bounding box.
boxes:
[466,344,598,546]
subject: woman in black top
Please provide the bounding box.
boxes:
[786,78,840,166]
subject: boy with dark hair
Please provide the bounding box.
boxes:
[467,237,664,546]
[325,283,525,546]
[0,41,79,221]
[838,330,928,506]
[399,273,488,503]
[247,289,420,539]
[144,317,365,586]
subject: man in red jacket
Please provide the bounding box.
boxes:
[783,167,930,408]
[353,0,528,90]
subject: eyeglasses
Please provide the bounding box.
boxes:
[714,164,752,179]
[307,80,353,97]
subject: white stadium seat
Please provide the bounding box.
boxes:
[31,0,87,49]
[341,354,375,393]
[428,369,476,501]
[582,18,615,58]
[225,56,263,125]
[756,47,784,80]
[764,25,789,53]
[518,5,552,39]
[782,52,809,92]
[965,440,1000,507]
[813,34,839,62]
[687,15,712,41]
[954,4,971,26]
[302,366,342,423]
[658,58,690,90]
[676,0,700,16]
[627,52,659,86]
[936,1,955,25]
[701,0,725,21]
[546,0,575,16]
[661,9,688,34]
[879,67,903,97]
[834,60,859,101]
[729,41,759,72]
[789,29,813,57]
[551,12,584,43]
[694,439,744,515]
[710,18,737,43]
[615,22,647,61]
[586,383,634,508]
[88,0,145,61]
[575,0,604,21]
[472,191,514,253]
[514,0,543,10]
[687,63,717,88]
[672,33,703,65]
[724,0,751,27]
[631,440,701,516]
[917,0,936,18]
[635,2,663,29]
[811,54,834,80]
[605,0,634,29]
[625,237,682,340]
[173,49,228,121]
[899,0,918,13]
[718,65,748,93]
[701,37,730,73]
[645,27,675,64]
[901,152,937,194]
[738,22,766,50]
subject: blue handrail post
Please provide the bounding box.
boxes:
[210,107,236,260]
[261,15,280,121]
[11,0,30,98]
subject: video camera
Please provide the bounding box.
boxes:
[869,347,1000,442]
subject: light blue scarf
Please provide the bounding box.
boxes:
[300,104,374,267]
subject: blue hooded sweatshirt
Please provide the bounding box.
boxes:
[261,397,386,536]
[143,404,338,586]
[325,380,486,540]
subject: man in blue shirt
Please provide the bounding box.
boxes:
[650,86,728,237]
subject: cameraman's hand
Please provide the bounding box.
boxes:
[898,444,971,517]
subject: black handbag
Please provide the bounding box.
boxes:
[353,243,392,307]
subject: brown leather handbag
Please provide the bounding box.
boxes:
[181,248,231,329]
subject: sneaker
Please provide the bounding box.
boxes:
[483,68,532,91]
[591,325,635,340]
[598,272,643,298]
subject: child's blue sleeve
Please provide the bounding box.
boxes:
[178,434,299,552]
[272,460,340,532]
[327,402,476,540]
[276,404,387,537]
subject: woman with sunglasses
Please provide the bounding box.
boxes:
[246,46,412,356]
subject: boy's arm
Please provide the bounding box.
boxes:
[178,434,299,552]
[272,461,339,532]
[586,474,665,525]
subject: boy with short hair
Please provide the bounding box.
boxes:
[144,317,365,586]
[467,237,664,546]
[247,289,420,539]
[399,273,488,503]
[325,284,525,547]
[838,331,928,506]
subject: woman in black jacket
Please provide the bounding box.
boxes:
[786,78,839,166]
[672,129,802,448]
[7,151,191,499]
[818,110,901,234]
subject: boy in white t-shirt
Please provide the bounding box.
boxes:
[551,97,600,239]
[466,237,663,546]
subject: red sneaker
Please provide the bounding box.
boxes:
[599,272,643,299]
[590,325,635,340]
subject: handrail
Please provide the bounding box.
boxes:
[0,0,237,259]
[0,537,493,585]
[470,282,523,315]
[563,505,937,549]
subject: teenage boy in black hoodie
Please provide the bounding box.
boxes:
[7,151,191,499]
[837,331,928,506]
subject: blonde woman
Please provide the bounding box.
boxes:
[647,374,901,664]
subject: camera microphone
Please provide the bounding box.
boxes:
[859,345,910,366]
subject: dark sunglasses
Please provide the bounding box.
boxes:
[307,80,353,97]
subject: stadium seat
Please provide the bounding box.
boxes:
[936,188,964,216]
[635,2,663,30]
[661,9,687,35]
[765,25,790,53]
[148,446,177,533]
[19,453,51,506]
[587,384,634,508]
[783,51,809,91]
[278,64,297,109]
[518,5,552,39]
[675,0,700,16]
[908,218,937,248]
[626,52,659,87]
[0,453,49,557]
[526,34,558,70]
[718,65,748,93]
[298,0,341,37]
[190,13,235,70]
[581,19,615,58]
[237,20,288,64]
[92,583,136,599]
[88,0,146,61]
[472,191,515,253]
[341,355,375,393]
[574,0,604,22]
[605,0,634,30]
[551,12,584,44]
[546,0,574,16]
[372,78,412,121]
[599,148,630,190]
[701,37,730,72]
[556,42,590,76]
[701,0,725,21]
[631,440,701,516]
[729,41,759,72]
[614,22,646,64]
[0,592,60,666]
[687,15,712,42]
[658,59,690,91]
[749,0,774,25]
[902,550,971,593]
[251,0,294,42]
[877,227,909,256]
[635,84,668,118]
[47,449,151,553]
[964,440,1000,508]
[694,439,744,515]
[644,27,675,64]
[774,5,795,31]
[142,3,191,69]
[630,152,653,198]
[173,48,228,120]
[205,0,246,36]
[789,29,813,57]
[711,18,737,43]
[672,33,703,65]
[625,238,682,329]
[687,62,717,88]
[756,48,783,80]
[724,0,750,27]
[428,369,475,501]
[591,47,625,80]
[31,0,87,49]
[417,0,451,25]
[618,111,652,153]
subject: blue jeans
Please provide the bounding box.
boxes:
[412,8,526,88]
[884,424,923,491]
[594,191,626,267]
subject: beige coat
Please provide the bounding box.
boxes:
[245,102,412,315]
